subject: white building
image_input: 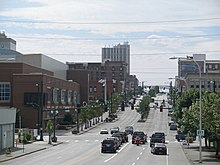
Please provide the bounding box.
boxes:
[0,107,16,151]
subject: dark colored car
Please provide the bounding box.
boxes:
[112,133,123,145]
[118,131,128,143]
[132,131,147,144]
[125,126,134,135]
[110,127,120,134]
[101,139,117,153]
[154,132,166,143]
[107,137,121,149]
[151,143,167,155]
[170,123,178,130]
[150,136,164,147]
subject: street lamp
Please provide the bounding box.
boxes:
[170,56,202,163]
[51,110,58,142]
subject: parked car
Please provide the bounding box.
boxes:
[125,126,134,135]
[175,134,187,141]
[151,143,167,155]
[132,131,147,144]
[168,120,174,126]
[170,123,178,130]
[101,139,117,153]
[100,128,109,134]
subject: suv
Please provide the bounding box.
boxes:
[150,133,164,147]
[154,132,165,143]
[101,139,117,153]
[132,131,147,144]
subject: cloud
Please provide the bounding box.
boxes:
[1,0,220,85]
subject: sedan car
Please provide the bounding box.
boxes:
[110,127,120,134]
[100,128,109,134]
[170,123,178,130]
[151,143,167,155]
[125,126,134,135]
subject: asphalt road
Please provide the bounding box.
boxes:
[2,94,190,165]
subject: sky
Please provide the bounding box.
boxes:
[1,0,220,85]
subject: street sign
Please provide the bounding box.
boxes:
[197,129,204,136]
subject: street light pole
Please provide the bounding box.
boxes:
[170,56,202,163]
[52,110,58,142]
[39,81,44,141]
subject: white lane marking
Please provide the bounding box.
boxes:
[143,147,145,150]
[104,153,118,163]
[75,140,79,142]
[137,157,139,160]
[132,163,135,165]
[140,152,142,155]
[104,142,129,163]
[117,142,129,153]
[95,140,99,142]
[166,148,169,165]
[66,140,70,143]
[85,140,89,142]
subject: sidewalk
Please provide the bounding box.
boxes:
[0,112,119,163]
[182,139,220,165]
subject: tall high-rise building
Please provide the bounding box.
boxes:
[102,42,130,74]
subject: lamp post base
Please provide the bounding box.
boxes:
[52,136,57,142]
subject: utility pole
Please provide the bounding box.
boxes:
[39,81,44,141]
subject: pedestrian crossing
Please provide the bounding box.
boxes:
[61,139,179,144]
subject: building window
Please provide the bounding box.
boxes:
[189,81,194,88]
[89,86,92,93]
[94,86,97,92]
[61,89,66,104]
[112,66,115,71]
[67,90,72,104]
[0,82,10,102]
[52,88,58,104]
[112,72,115,77]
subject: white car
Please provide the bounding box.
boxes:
[168,120,174,126]
[100,128,109,134]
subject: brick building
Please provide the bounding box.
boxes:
[67,60,129,103]
[0,62,80,129]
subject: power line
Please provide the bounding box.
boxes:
[12,33,220,41]
[43,50,220,56]
[1,17,220,25]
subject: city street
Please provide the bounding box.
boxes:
[1,94,190,165]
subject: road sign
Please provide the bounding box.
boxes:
[197,130,204,136]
